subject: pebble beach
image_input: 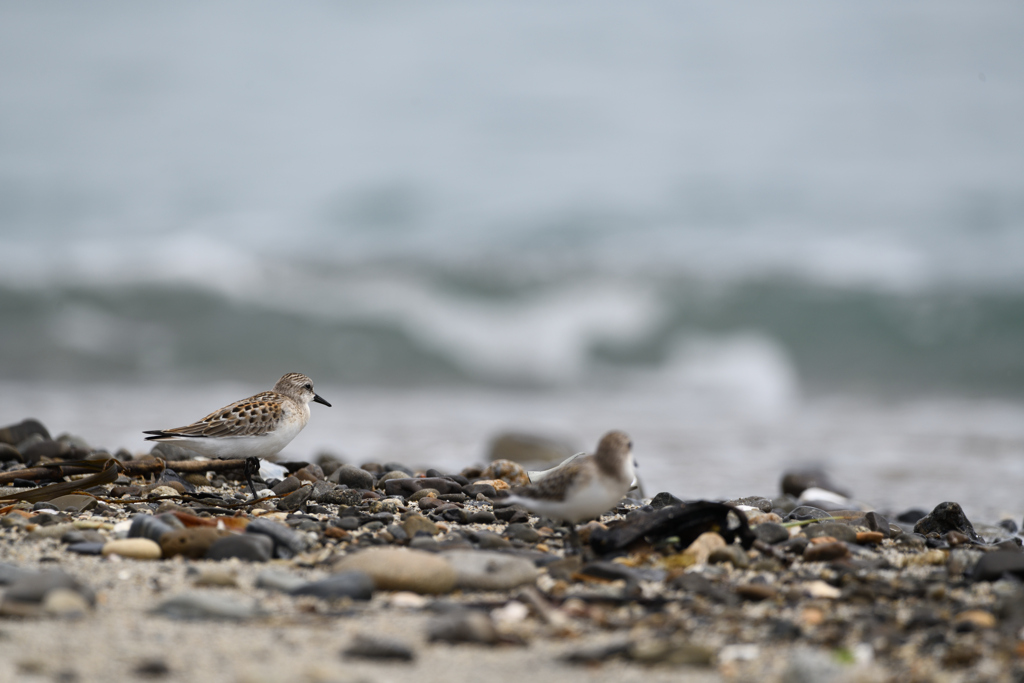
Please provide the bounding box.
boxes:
[2,417,1024,683]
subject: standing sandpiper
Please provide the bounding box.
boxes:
[143,372,331,459]
[503,430,636,551]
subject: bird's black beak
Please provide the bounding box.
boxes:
[313,394,332,407]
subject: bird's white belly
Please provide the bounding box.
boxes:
[515,476,627,524]
[168,416,304,459]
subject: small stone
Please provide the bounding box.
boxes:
[442,550,539,591]
[147,486,181,498]
[804,580,841,599]
[133,659,171,678]
[61,529,104,544]
[42,588,90,618]
[802,541,850,563]
[914,501,980,542]
[255,570,306,593]
[290,571,375,601]
[151,593,258,620]
[159,528,232,559]
[318,488,363,506]
[649,491,684,509]
[157,469,196,494]
[504,523,540,543]
[970,550,1024,582]
[856,531,885,545]
[128,515,177,543]
[427,609,499,644]
[864,511,892,537]
[333,548,457,594]
[0,443,23,462]
[479,459,530,487]
[383,477,463,497]
[192,569,239,587]
[470,531,511,549]
[673,531,726,567]
[66,542,105,556]
[954,609,996,630]
[246,518,309,559]
[734,583,777,601]
[27,523,78,540]
[408,489,439,502]
[343,633,416,661]
[103,538,163,560]
[277,485,313,512]
[337,517,361,531]
[467,510,496,524]
[3,570,93,605]
[474,478,509,491]
[461,483,497,498]
[293,464,324,482]
[1,513,29,529]
[402,514,440,537]
[0,563,32,585]
[753,522,790,545]
[182,473,210,488]
[271,476,302,496]
[709,545,750,569]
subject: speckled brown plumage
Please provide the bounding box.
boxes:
[154,392,285,438]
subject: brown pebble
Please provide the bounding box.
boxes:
[954,609,996,630]
[802,541,850,562]
[294,465,324,482]
[478,459,529,487]
[855,531,884,545]
[945,530,971,547]
[801,607,825,626]
[402,514,440,537]
[735,583,777,601]
[324,527,350,540]
[159,528,233,559]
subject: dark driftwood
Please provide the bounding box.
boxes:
[0,457,252,486]
[0,460,121,503]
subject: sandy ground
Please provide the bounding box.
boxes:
[0,541,723,683]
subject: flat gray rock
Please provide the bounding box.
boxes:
[151,593,259,621]
[442,550,539,591]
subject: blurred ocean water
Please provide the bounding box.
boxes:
[1,3,1023,517]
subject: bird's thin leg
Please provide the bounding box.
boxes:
[564,522,582,556]
[243,456,261,499]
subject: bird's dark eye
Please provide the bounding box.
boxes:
[628,441,634,450]
[304,384,312,391]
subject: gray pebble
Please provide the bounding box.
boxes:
[255,570,307,593]
[205,534,274,562]
[290,571,375,601]
[753,522,789,545]
[504,523,540,543]
[246,518,309,559]
[342,633,415,661]
[329,464,375,491]
[467,510,497,524]
[442,550,539,591]
[427,610,499,644]
[151,593,258,621]
[66,542,105,556]
[3,570,94,605]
